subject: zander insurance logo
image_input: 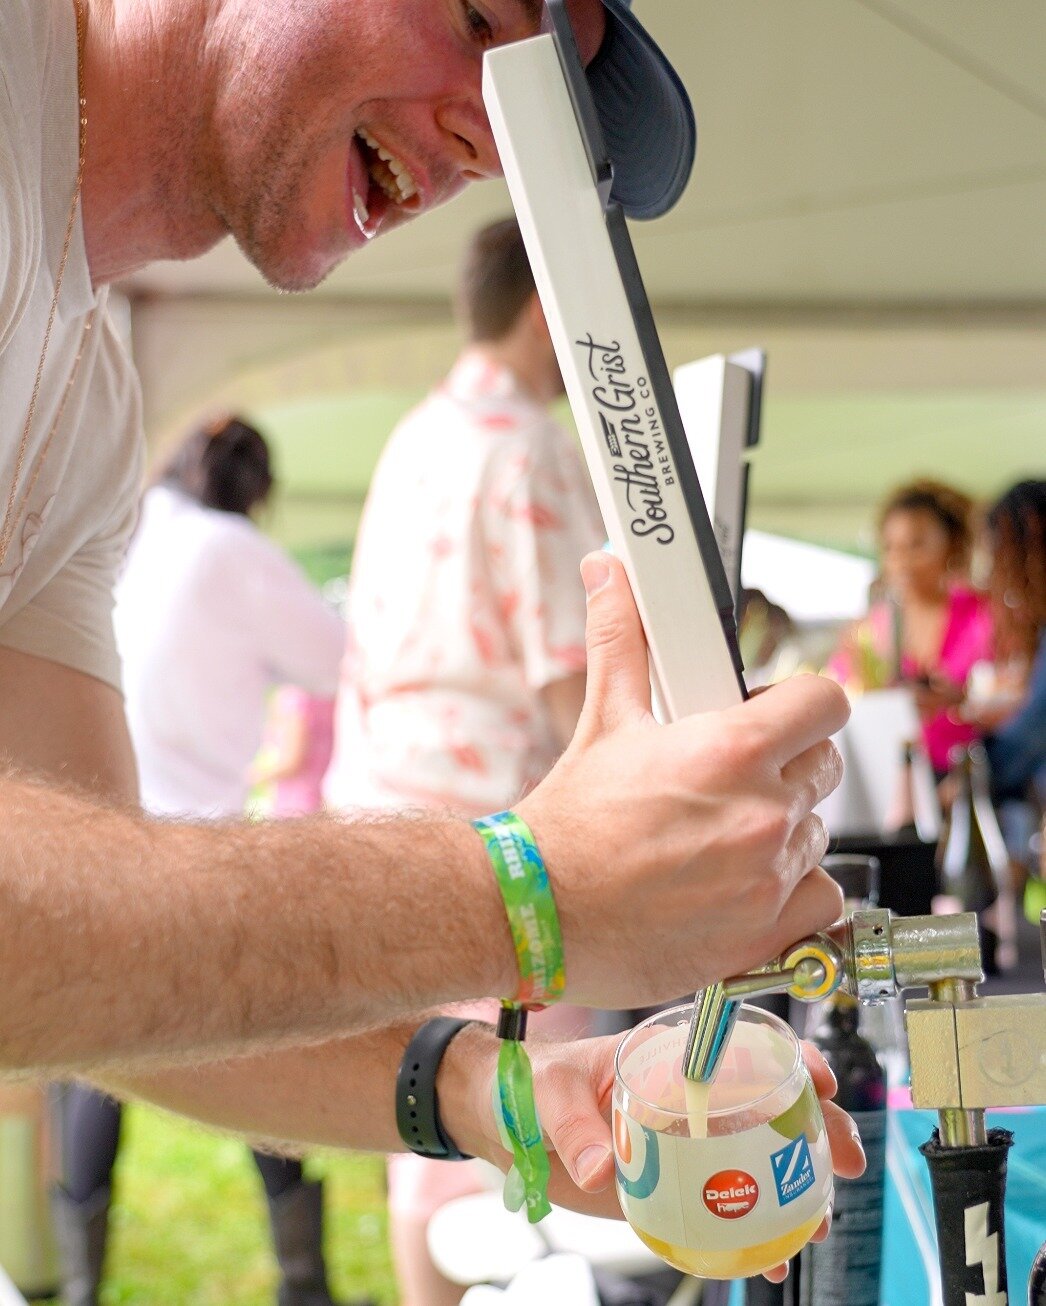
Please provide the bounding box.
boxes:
[771,1135,814,1206]
[703,1169,759,1220]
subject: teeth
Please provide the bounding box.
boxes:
[354,128,418,205]
[352,189,369,231]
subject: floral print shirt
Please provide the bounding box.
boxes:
[325,352,605,816]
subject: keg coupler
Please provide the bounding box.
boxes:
[682,908,983,1085]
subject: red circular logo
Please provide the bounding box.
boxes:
[703,1169,759,1220]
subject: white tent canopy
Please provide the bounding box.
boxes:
[122,0,1046,551]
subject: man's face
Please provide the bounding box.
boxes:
[203,0,605,292]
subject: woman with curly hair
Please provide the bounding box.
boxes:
[830,478,993,775]
[975,480,1046,804]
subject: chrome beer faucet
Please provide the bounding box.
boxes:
[681,910,982,1122]
[684,906,1046,1150]
[681,931,848,1083]
[683,907,1046,1306]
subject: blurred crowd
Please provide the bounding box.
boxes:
[823,478,1045,864]
[741,478,1045,871]
[61,216,1045,1306]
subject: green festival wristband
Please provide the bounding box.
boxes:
[473,811,565,1222]
[472,810,565,1007]
[493,1004,552,1222]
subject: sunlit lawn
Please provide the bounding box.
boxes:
[101,1104,397,1304]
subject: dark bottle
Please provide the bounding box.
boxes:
[798,991,887,1306]
[939,743,1009,975]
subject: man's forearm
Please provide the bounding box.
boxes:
[0,774,515,1073]
[104,1018,499,1159]
[108,1021,637,1225]
[3,556,853,1080]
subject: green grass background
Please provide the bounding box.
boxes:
[101,1105,396,1304]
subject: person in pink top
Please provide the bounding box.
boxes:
[830,479,993,774]
[255,686,337,818]
[325,218,604,1305]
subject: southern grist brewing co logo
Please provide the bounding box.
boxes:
[575,334,677,546]
[703,1169,760,1220]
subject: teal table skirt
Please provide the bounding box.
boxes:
[728,1093,1045,1304]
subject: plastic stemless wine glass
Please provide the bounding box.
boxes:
[613,1003,834,1280]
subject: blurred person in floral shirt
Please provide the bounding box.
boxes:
[325,218,603,819]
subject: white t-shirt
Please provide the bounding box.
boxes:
[324,352,605,817]
[115,486,346,817]
[0,0,143,689]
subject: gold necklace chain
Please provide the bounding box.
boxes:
[0,0,96,572]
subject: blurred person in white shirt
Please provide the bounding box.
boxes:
[116,416,345,817]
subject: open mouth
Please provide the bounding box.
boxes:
[351,128,420,235]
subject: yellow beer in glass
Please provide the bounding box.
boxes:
[613,1004,833,1279]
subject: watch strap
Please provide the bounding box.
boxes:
[396,1017,475,1161]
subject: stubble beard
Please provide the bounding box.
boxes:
[239,164,335,294]
[205,56,348,293]
[222,131,342,294]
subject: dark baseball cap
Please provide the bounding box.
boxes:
[588,0,696,220]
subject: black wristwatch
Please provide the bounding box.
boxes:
[395,1017,477,1161]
